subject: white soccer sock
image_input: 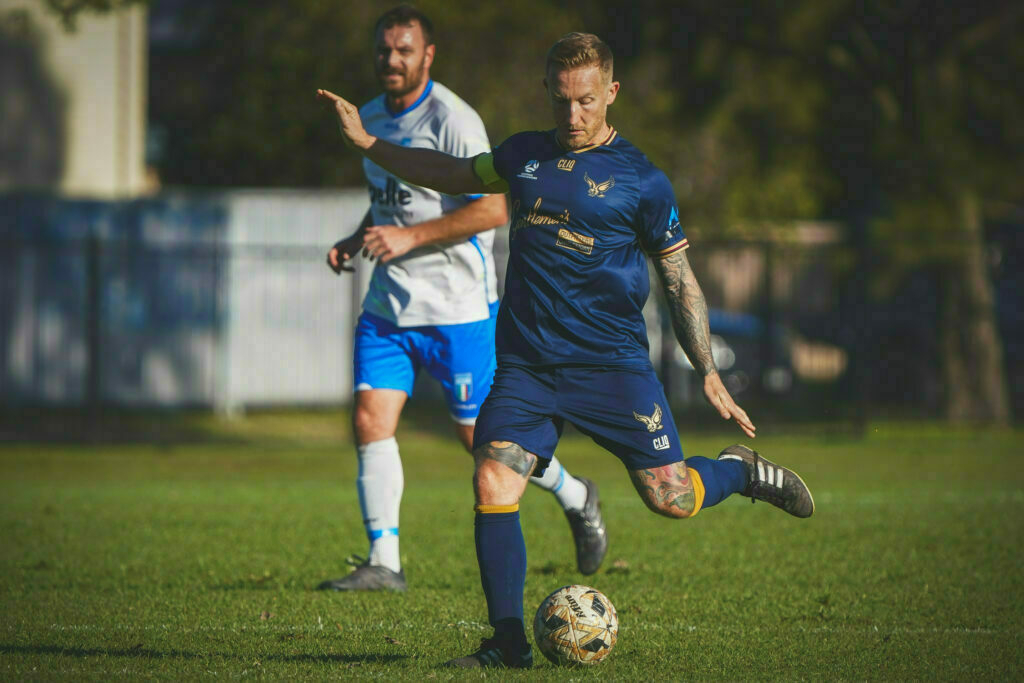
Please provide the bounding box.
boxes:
[530,455,588,511]
[356,437,403,573]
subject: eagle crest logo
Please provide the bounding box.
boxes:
[633,403,664,432]
[584,172,615,198]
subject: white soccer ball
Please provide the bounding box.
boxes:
[533,584,618,665]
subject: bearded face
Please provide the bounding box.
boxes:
[374,22,434,100]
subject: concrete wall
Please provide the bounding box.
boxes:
[0,1,147,197]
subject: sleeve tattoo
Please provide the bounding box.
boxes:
[652,249,716,376]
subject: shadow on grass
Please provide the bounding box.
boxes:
[0,643,409,666]
[0,643,201,659]
[0,407,246,445]
[268,653,409,664]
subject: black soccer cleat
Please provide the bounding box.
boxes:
[718,444,815,518]
[316,555,407,592]
[443,637,533,669]
[564,476,608,575]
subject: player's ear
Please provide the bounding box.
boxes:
[606,80,620,105]
[424,43,435,69]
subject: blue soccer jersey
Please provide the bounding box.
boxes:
[487,128,687,368]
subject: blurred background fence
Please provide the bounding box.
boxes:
[0,190,881,427]
[3,190,1022,429]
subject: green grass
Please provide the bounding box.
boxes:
[2,411,1023,680]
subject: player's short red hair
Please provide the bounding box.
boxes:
[546,33,614,83]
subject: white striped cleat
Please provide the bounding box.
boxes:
[718,445,815,518]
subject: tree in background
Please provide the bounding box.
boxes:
[581,0,1022,424]
[50,0,1024,422]
[147,0,583,188]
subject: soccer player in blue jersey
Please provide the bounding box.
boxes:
[317,8,607,594]
[318,31,814,667]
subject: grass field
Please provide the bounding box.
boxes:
[2,410,1023,680]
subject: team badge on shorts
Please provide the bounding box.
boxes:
[454,373,473,403]
[632,403,664,432]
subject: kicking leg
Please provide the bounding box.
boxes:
[629,448,811,519]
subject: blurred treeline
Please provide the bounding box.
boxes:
[46,0,1024,423]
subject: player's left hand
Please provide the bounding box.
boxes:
[362,225,418,263]
[702,372,756,439]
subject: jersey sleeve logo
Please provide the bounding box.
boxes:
[632,402,664,432]
[517,160,540,180]
[584,172,615,198]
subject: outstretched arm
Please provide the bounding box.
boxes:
[317,89,496,196]
[652,248,756,438]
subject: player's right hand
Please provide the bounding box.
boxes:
[317,89,374,150]
[326,237,359,274]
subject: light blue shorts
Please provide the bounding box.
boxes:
[353,302,499,424]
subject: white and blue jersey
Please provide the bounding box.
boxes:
[353,81,499,422]
[360,80,498,327]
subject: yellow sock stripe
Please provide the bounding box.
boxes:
[687,467,706,517]
[474,503,519,514]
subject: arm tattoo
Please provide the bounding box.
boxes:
[653,249,715,376]
[475,441,537,479]
[629,463,696,515]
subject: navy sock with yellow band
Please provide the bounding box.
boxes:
[474,504,528,646]
[685,456,747,513]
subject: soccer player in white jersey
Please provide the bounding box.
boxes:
[318,6,607,592]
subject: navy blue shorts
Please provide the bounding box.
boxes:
[473,363,685,474]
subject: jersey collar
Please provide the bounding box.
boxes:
[556,126,618,153]
[385,79,434,118]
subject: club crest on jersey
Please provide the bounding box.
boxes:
[584,171,615,198]
[557,159,576,172]
[517,160,540,180]
[633,403,664,432]
[454,373,473,402]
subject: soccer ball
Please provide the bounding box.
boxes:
[533,584,618,665]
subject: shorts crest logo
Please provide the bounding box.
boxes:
[653,435,671,450]
[517,160,540,180]
[632,402,663,432]
[454,373,473,403]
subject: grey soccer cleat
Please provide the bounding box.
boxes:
[443,637,533,669]
[316,555,407,592]
[718,444,815,518]
[564,477,608,575]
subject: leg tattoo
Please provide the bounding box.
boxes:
[475,441,537,479]
[629,462,697,518]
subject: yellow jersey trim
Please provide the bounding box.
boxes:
[557,127,618,154]
[475,503,520,514]
[687,466,706,517]
[650,239,690,257]
[472,153,509,193]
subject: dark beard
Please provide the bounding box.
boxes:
[377,64,426,99]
